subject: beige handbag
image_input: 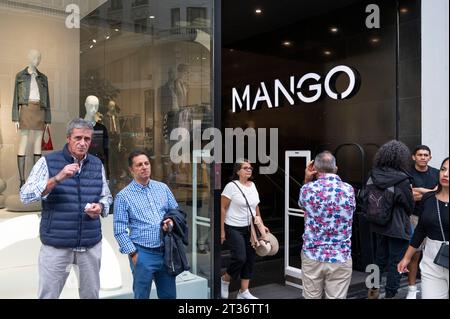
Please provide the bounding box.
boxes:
[232,182,279,257]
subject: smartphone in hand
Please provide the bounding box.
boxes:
[304,160,317,183]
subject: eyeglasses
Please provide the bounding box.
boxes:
[241,166,253,171]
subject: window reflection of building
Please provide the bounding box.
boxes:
[187,7,207,28]
[134,19,147,33]
[132,0,149,7]
[171,8,181,34]
[110,0,123,11]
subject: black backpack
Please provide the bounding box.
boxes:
[361,177,396,226]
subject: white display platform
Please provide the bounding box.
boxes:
[0,209,208,299]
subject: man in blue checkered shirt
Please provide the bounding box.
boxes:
[113,150,179,299]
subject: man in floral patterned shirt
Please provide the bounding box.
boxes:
[298,151,356,299]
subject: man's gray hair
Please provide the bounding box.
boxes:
[314,151,337,173]
[66,118,94,136]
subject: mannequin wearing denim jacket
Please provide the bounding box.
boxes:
[12,50,51,188]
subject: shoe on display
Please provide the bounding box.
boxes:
[221,277,230,299]
[406,285,419,299]
[236,289,258,299]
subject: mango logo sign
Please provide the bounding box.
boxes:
[232,65,361,113]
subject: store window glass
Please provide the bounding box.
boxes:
[133,0,149,7]
[110,0,123,11]
[171,8,181,34]
[80,0,214,297]
[0,0,213,299]
[187,7,208,29]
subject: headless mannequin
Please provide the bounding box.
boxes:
[173,64,191,183]
[105,100,121,163]
[14,50,49,188]
[105,101,120,140]
[104,100,127,186]
[160,70,177,182]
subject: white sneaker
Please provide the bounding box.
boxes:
[406,285,418,299]
[221,278,230,299]
[237,289,259,299]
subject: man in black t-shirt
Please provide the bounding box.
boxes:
[406,145,439,298]
[410,146,440,206]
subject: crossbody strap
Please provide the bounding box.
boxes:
[436,198,448,243]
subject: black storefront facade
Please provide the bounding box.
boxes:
[214,0,422,298]
[1,0,447,299]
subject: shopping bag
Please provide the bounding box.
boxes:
[42,125,54,151]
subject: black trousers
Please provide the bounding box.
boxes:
[374,233,409,297]
[225,224,256,280]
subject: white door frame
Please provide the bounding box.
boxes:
[192,149,211,275]
[284,150,310,283]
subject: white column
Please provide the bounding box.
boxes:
[422,0,449,167]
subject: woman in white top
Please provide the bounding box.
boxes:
[220,159,268,299]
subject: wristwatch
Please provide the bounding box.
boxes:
[129,251,137,258]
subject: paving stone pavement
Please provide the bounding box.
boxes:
[227,275,422,299]
[347,280,422,299]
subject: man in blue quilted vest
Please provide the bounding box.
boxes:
[20,118,112,299]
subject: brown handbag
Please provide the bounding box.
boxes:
[41,125,54,151]
[231,181,278,256]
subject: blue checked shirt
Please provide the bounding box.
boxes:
[20,156,112,216]
[113,179,179,254]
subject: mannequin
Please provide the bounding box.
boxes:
[104,100,124,190]
[160,68,177,114]
[159,69,179,183]
[160,68,177,143]
[12,49,51,188]
[104,100,121,137]
[84,95,100,123]
[173,63,189,109]
[103,100,122,158]
[84,96,109,175]
[173,64,192,184]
